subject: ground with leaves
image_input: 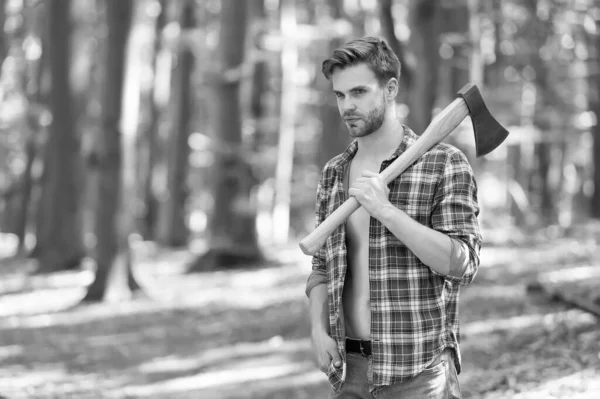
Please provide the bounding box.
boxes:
[0,228,599,399]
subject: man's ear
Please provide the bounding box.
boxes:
[385,78,399,100]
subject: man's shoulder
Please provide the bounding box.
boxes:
[415,142,475,179]
[425,142,471,165]
[321,151,349,174]
[324,152,346,168]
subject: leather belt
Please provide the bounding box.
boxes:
[345,337,372,356]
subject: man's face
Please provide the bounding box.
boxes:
[331,63,388,138]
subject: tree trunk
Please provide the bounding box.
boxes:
[14,0,49,253]
[524,0,557,224]
[156,0,194,247]
[406,0,441,135]
[83,0,134,302]
[484,0,503,87]
[0,0,8,68]
[35,0,85,273]
[249,0,268,156]
[592,18,600,219]
[378,0,412,101]
[271,0,298,243]
[248,0,271,239]
[14,140,35,252]
[318,0,349,169]
[467,0,484,88]
[139,0,167,240]
[189,0,263,271]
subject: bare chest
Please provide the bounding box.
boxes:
[344,159,381,253]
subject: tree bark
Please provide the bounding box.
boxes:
[485,0,503,87]
[524,0,558,224]
[406,0,441,135]
[318,0,349,169]
[35,0,85,273]
[83,0,134,302]
[155,0,194,247]
[14,0,49,253]
[0,0,8,68]
[189,0,263,271]
[378,0,412,97]
[138,0,167,240]
[592,18,600,219]
[467,0,484,88]
[271,0,297,243]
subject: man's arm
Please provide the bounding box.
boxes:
[349,151,481,284]
[309,284,329,335]
[377,205,456,276]
[306,169,342,372]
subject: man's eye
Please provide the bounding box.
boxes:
[335,93,344,98]
[353,90,365,95]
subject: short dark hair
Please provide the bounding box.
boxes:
[321,36,401,86]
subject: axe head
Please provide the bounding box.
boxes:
[457,83,509,157]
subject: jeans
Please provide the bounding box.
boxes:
[329,348,462,399]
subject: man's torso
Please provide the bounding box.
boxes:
[342,155,381,340]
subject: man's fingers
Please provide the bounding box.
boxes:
[328,350,342,368]
[319,352,332,373]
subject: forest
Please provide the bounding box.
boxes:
[0,0,598,398]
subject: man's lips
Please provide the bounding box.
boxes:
[344,117,361,122]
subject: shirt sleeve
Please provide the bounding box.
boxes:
[431,150,482,285]
[305,169,329,298]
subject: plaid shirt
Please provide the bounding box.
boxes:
[307,126,482,392]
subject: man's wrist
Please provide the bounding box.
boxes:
[311,325,329,338]
[376,202,400,224]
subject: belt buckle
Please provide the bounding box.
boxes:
[359,341,368,357]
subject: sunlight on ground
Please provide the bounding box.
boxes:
[0,298,170,329]
[119,362,315,397]
[138,337,311,375]
[143,261,308,309]
[541,265,600,283]
[0,344,22,360]
[524,369,600,398]
[485,369,600,399]
[0,367,67,389]
[461,308,596,336]
[478,239,597,270]
[0,287,86,317]
[0,266,308,330]
[0,238,597,398]
[0,369,130,398]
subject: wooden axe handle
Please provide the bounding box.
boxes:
[299,97,469,256]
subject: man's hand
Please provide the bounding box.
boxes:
[312,329,342,373]
[349,170,391,220]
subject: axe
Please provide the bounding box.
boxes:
[299,83,509,256]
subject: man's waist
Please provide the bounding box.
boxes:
[345,337,372,356]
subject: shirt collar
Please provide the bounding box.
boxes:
[333,124,418,172]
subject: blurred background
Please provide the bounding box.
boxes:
[0,0,598,398]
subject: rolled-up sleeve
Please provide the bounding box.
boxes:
[305,171,328,298]
[431,150,482,285]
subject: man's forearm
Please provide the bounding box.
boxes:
[378,203,453,276]
[309,284,330,335]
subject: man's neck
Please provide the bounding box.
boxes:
[356,116,403,161]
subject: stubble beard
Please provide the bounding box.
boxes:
[345,98,387,138]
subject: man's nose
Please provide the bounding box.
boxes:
[340,98,357,113]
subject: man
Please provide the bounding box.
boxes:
[305,36,482,398]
